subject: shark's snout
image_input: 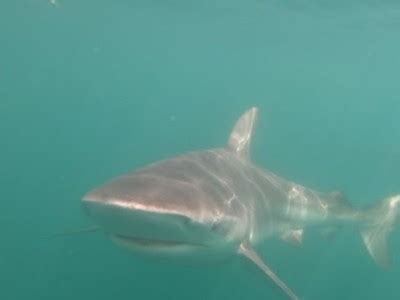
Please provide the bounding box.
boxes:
[81,172,206,219]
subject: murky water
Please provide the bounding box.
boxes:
[1,1,400,299]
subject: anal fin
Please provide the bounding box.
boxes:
[238,242,300,300]
[280,229,304,246]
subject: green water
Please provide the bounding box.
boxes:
[1,0,400,299]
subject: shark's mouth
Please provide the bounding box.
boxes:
[112,234,206,251]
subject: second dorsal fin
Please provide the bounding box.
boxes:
[227,107,258,159]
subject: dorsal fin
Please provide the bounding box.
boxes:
[227,107,258,159]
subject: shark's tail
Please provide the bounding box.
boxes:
[361,195,400,268]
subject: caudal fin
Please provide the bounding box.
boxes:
[361,195,400,268]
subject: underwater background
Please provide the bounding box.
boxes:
[1,0,400,299]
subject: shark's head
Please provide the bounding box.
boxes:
[82,172,225,250]
[82,167,242,257]
[81,107,258,258]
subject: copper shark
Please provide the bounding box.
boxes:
[82,107,399,300]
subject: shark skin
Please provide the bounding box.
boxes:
[82,107,400,300]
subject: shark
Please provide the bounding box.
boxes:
[82,107,400,300]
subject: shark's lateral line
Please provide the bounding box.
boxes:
[82,108,400,300]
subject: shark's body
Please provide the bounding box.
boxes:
[82,108,400,300]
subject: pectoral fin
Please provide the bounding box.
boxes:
[238,242,300,300]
